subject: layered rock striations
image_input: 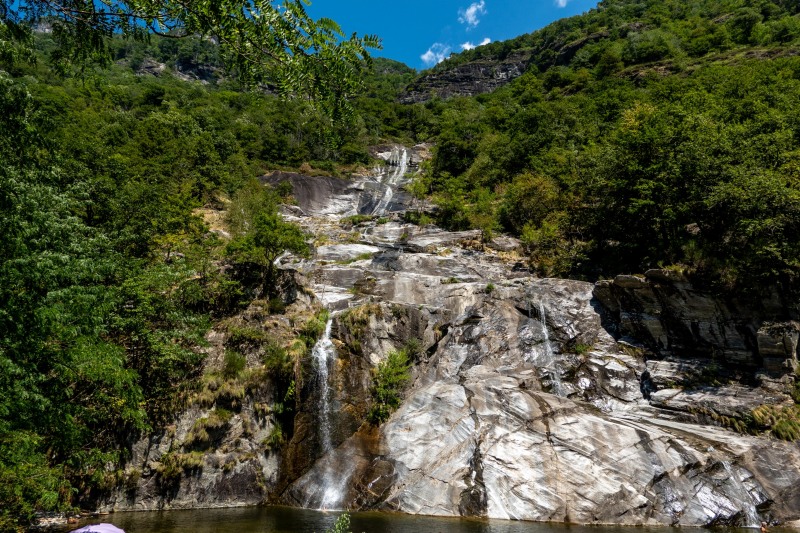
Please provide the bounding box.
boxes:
[104,144,800,527]
[281,275,800,526]
[593,270,799,372]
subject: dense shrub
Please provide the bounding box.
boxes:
[367,349,412,425]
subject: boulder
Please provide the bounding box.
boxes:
[757,322,800,374]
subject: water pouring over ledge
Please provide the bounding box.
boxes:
[524,299,565,397]
[312,318,335,458]
[301,316,354,511]
[536,301,565,397]
[371,148,408,216]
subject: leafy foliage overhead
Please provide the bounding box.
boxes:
[1,0,380,118]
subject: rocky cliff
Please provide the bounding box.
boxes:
[400,51,530,104]
[398,24,611,103]
[594,270,799,375]
[102,145,800,527]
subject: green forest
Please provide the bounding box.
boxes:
[2,0,800,529]
[418,0,800,294]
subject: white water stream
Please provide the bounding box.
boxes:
[305,317,352,510]
[312,318,335,456]
[720,460,761,528]
[526,301,565,396]
[371,148,408,216]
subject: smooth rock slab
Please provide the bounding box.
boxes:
[315,244,380,262]
[381,382,476,516]
[380,372,776,526]
[404,230,482,253]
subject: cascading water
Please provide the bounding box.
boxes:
[305,316,352,510]
[720,460,761,528]
[371,148,408,216]
[527,301,564,396]
[312,318,335,457]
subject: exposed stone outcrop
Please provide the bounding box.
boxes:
[106,402,280,511]
[129,57,223,83]
[400,52,530,104]
[101,271,315,512]
[284,272,800,526]
[105,145,800,527]
[269,148,800,526]
[397,29,611,104]
[592,270,799,374]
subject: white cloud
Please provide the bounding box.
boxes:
[555,0,570,7]
[460,37,491,51]
[458,1,487,28]
[421,43,451,66]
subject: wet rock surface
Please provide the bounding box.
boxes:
[275,144,800,526]
[106,144,800,526]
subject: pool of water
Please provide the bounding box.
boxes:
[65,506,758,533]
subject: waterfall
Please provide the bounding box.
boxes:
[312,318,335,456]
[528,301,564,397]
[371,148,408,216]
[720,460,761,528]
[305,317,351,510]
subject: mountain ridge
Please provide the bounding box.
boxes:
[398,0,800,102]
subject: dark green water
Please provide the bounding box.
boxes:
[67,506,735,533]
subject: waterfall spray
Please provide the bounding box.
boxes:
[305,316,352,510]
[312,318,335,456]
[527,300,564,397]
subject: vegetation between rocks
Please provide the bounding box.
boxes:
[3,0,800,527]
[367,345,414,425]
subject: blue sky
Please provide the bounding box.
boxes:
[304,0,601,70]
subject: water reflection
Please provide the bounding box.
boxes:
[72,507,691,533]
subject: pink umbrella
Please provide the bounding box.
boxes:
[69,524,125,533]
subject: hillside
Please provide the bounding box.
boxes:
[403,0,800,101]
[403,0,800,297]
[2,0,800,530]
[0,32,412,530]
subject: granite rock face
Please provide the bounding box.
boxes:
[105,145,800,527]
[593,270,799,373]
[400,52,530,104]
[106,403,280,511]
[100,270,314,512]
[397,29,612,104]
[271,147,800,526]
[285,276,800,526]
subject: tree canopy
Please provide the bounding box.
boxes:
[0,0,380,118]
[0,2,380,528]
